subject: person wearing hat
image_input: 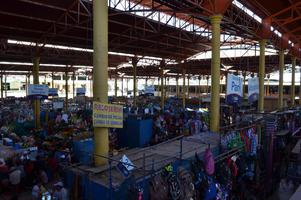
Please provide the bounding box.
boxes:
[53,181,68,200]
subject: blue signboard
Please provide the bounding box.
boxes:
[48,88,58,96]
[248,77,259,103]
[27,84,49,99]
[145,85,155,95]
[226,74,243,105]
[76,88,86,96]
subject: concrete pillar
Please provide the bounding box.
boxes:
[93,0,109,166]
[278,49,284,109]
[133,58,138,106]
[258,39,266,112]
[291,57,296,106]
[182,69,186,108]
[209,15,222,132]
[65,71,68,110]
[33,57,40,129]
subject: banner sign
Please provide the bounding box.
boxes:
[53,101,64,109]
[28,84,49,99]
[248,77,259,103]
[93,102,123,128]
[117,155,134,177]
[145,85,155,95]
[76,88,86,96]
[226,74,243,105]
[48,88,58,96]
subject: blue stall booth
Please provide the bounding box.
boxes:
[118,117,153,148]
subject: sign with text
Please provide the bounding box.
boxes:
[145,85,155,95]
[76,88,86,96]
[53,101,64,109]
[117,155,134,177]
[28,84,49,99]
[248,77,259,103]
[93,102,123,128]
[48,88,58,96]
[226,74,243,105]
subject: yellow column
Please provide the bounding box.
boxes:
[258,39,266,112]
[278,49,284,109]
[209,15,222,132]
[65,71,68,111]
[160,67,164,109]
[182,69,186,108]
[291,56,296,107]
[93,0,109,166]
[133,58,137,106]
[33,57,40,129]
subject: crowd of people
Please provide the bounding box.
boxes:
[0,99,94,200]
[0,96,252,199]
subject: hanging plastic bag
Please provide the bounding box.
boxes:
[203,148,215,175]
